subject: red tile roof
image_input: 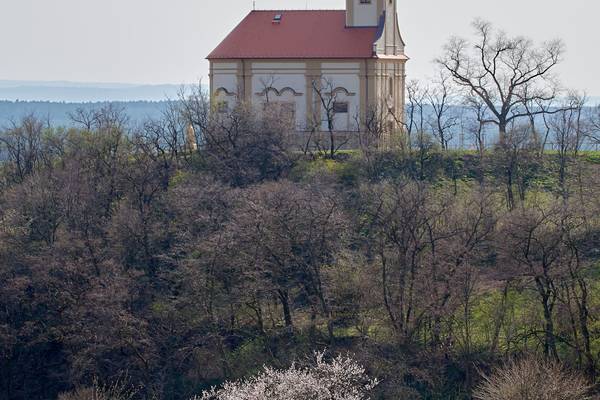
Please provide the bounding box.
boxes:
[207,10,378,60]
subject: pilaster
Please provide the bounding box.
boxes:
[305,60,321,130]
[209,61,214,99]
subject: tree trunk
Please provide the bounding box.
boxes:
[542,302,559,361]
[576,278,596,379]
[499,120,507,142]
[490,282,509,355]
[381,254,400,336]
[329,124,335,159]
[536,278,559,361]
[277,289,293,330]
[506,168,515,210]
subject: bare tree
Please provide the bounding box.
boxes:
[437,19,564,139]
[258,75,278,104]
[228,181,347,339]
[69,104,129,133]
[545,94,588,198]
[464,94,491,158]
[559,207,597,379]
[363,181,494,348]
[492,122,540,210]
[404,80,438,178]
[588,104,600,146]
[528,97,557,155]
[498,203,582,361]
[68,108,98,131]
[135,93,206,173]
[358,107,386,150]
[178,82,211,149]
[405,79,428,149]
[197,102,293,187]
[426,72,460,150]
[0,114,57,184]
[311,77,350,158]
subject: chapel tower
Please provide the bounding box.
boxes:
[345,0,380,27]
[346,0,404,55]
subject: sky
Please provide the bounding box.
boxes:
[0,0,597,94]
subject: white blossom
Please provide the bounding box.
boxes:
[194,352,378,400]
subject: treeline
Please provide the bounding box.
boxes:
[1,22,600,400]
[0,100,170,129]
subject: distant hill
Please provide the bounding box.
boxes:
[0,80,199,102]
[0,80,208,128]
[0,100,170,128]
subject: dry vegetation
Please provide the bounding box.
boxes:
[473,357,592,400]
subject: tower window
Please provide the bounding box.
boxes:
[360,0,371,3]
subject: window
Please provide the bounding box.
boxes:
[333,102,349,114]
[360,0,372,3]
[388,77,394,96]
[216,101,228,113]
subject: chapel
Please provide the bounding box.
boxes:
[207,0,407,140]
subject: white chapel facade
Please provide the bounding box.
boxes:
[207,0,407,136]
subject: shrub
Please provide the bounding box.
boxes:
[195,352,378,400]
[473,357,591,400]
[58,378,137,400]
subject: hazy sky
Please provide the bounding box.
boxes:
[0,0,597,94]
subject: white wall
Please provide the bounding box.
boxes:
[210,60,362,132]
[211,62,238,107]
[251,62,307,130]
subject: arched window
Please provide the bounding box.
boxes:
[388,77,393,96]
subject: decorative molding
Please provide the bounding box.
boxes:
[327,87,357,97]
[214,87,236,97]
[375,54,409,61]
[255,86,304,97]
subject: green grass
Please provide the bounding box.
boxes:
[583,151,600,164]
